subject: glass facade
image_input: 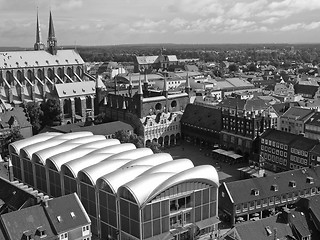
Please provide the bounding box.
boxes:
[63,175,78,195]
[22,158,34,186]
[99,187,118,240]
[11,154,22,181]
[48,169,62,197]
[80,181,98,235]
[34,163,47,193]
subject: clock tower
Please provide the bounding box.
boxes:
[47,11,57,55]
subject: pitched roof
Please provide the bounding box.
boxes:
[294,84,318,97]
[289,137,318,151]
[289,210,311,238]
[281,107,314,122]
[70,121,133,135]
[224,165,320,204]
[219,97,269,111]
[0,106,32,128]
[226,214,294,240]
[54,81,96,98]
[261,128,299,144]
[306,112,320,127]
[0,49,83,69]
[135,56,159,65]
[181,104,222,131]
[1,204,55,240]
[44,193,90,234]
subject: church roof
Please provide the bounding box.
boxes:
[55,80,103,98]
[0,49,84,69]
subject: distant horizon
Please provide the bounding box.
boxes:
[2,0,320,47]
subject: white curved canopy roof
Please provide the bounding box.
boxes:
[92,143,136,154]
[75,139,120,149]
[119,164,219,207]
[141,158,194,175]
[120,153,172,169]
[9,132,61,155]
[20,139,67,160]
[46,148,99,171]
[61,153,114,178]
[52,131,93,140]
[97,165,153,194]
[145,165,219,205]
[32,143,81,165]
[78,159,132,186]
[106,148,153,161]
[65,135,106,144]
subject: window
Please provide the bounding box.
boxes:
[256,200,261,208]
[269,197,274,205]
[249,201,255,210]
[60,233,68,240]
[82,225,90,236]
[243,203,248,212]
[236,204,241,213]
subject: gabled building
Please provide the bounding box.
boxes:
[305,112,320,140]
[0,193,91,240]
[219,165,320,226]
[133,54,178,73]
[280,107,314,135]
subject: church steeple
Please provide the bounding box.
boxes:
[34,9,45,50]
[47,11,57,55]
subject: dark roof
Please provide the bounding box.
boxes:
[0,177,39,213]
[294,84,318,97]
[261,128,299,144]
[306,112,320,127]
[0,107,32,129]
[70,121,133,135]
[44,193,90,234]
[310,144,320,155]
[1,204,55,240]
[226,214,294,240]
[181,104,222,131]
[308,195,320,224]
[281,107,314,122]
[289,210,311,238]
[290,137,318,151]
[224,165,320,204]
[218,97,269,111]
[272,102,298,116]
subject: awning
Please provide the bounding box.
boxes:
[195,217,220,230]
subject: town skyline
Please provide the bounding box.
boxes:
[1,0,320,47]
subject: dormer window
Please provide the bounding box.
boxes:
[70,211,76,218]
[289,180,296,187]
[307,177,314,184]
[251,188,259,196]
[271,184,278,192]
[36,226,46,238]
[22,230,33,240]
[57,215,62,222]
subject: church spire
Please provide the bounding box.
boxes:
[34,9,45,50]
[47,11,57,55]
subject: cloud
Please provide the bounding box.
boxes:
[227,0,268,19]
[279,21,320,31]
[261,17,279,24]
[51,0,83,11]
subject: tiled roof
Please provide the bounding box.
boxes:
[308,195,320,224]
[306,112,320,127]
[219,98,269,111]
[290,137,318,151]
[44,193,90,234]
[135,56,159,65]
[226,78,254,88]
[225,165,320,204]
[294,84,318,97]
[55,79,104,98]
[70,121,133,135]
[1,205,55,240]
[289,210,311,238]
[261,128,299,144]
[281,107,314,121]
[0,106,32,128]
[271,103,298,116]
[180,104,222,131]
[0,49,83,69]
[227,214,294,240]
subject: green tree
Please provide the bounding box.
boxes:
[41,99,62,127]
[25,102,43,134]
[228,64,238,72]
[148,141,162,153]
[114,130,144,148]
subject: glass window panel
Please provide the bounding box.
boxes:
[99,191,107,207]
[195,206,201,222]
[121,216,129,233]
[88,187,95,202]
[131,220,140,238]
[210,202,216,217]
[108,194,116,210]
[89,201,96,216]
[202,188,209,204]
[170,199,178,212]
[178,197,186,210]
[161,200,169,216]
[185,211,191,224]
[153,219,161,236]
[143,222,152,239]
[162,216,169,233]
[130,203,139,222]
[143,204,151,222]
[120,200,129,217]
[109,210,117,227]
[202,204,209,220]
[100,206,108,223]
[195,191,202,206]
[210,187,217,202]
[186,196,191,208]
[152,202,161,219]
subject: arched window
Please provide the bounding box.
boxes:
[155,103,162,110]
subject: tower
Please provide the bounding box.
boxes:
[47,11,57,55]
[34,10,45,50]
[185,72,191,95]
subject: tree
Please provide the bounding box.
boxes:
[25,102,43,134]
[148,141,162,153]
[3,128,24,156]
[228,64,238,72]
[114,130,144,148]
[41,99,62,127]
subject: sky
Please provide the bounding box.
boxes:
[1,0,320,47]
